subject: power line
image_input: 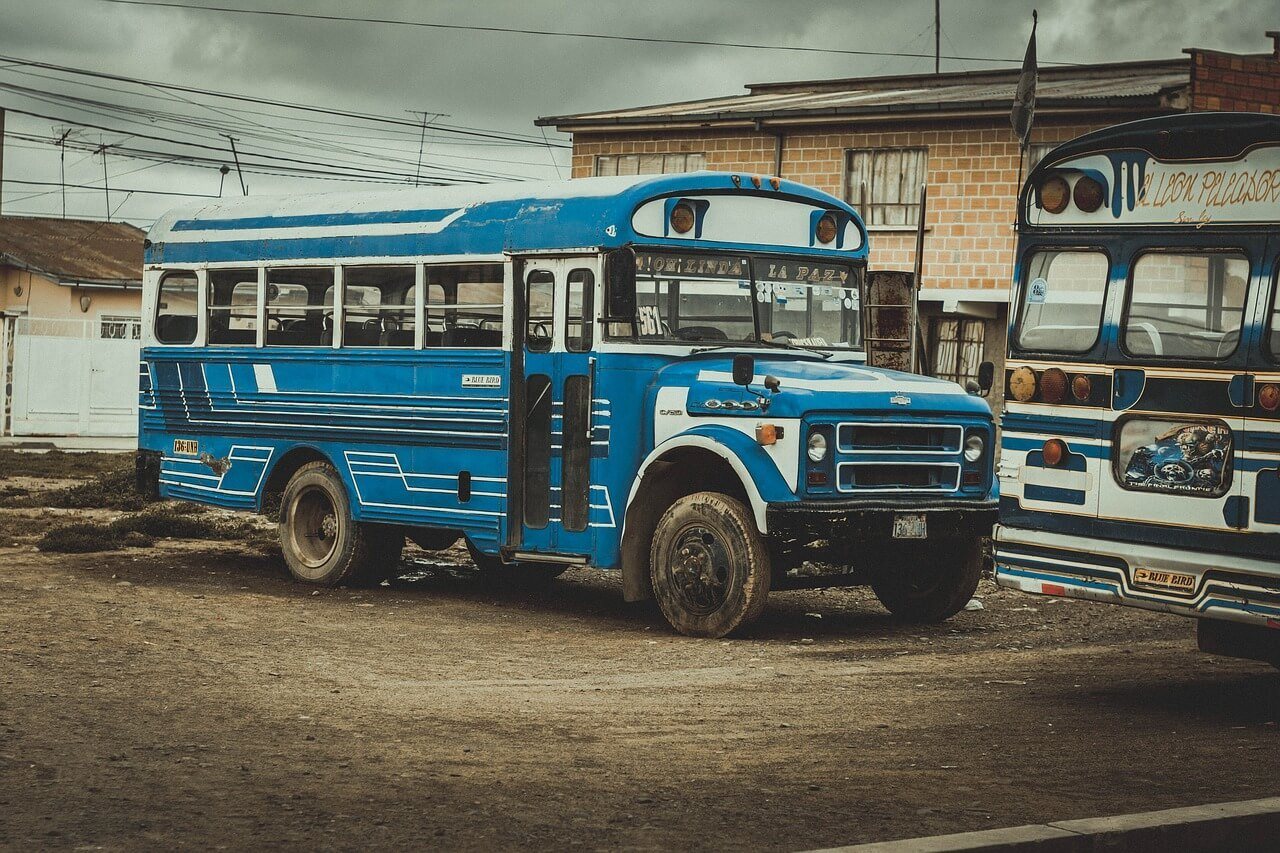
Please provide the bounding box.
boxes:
[0,51,574,146]
[97,0,1085,66]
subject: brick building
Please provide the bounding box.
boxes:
[538,33,1280,402]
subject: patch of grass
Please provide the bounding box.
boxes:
[0,449,129,480]
[110,508,230,540]
[2,466,146,511]
[37,522,153,554]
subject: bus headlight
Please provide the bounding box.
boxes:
[964,434,985,463]
[807,431,828,462]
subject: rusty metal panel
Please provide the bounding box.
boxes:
[865,269,913,374]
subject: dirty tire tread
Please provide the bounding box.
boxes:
[649,491,770,638]
[278,461,402,587]
[871,537,983,623]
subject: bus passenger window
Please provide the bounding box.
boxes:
[1124,253,1249,360]
[1267,266,1280,361]
[526,270,554,352]
[1015,251,1108,353]
[342,266,416,347]
[566,269,594,352]
[425,264,505,348]
[155,272,198,345]
[265,268,334,347]
[207,269,260,346]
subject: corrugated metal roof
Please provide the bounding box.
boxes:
[539,59,1190,128]
[0,216,145,284]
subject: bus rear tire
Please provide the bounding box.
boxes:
[649,491,771,638]
[279,461,403,587]
[870,537,982,623]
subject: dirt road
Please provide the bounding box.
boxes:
[1,460,1278,850]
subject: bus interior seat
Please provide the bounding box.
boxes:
[444,327,502,347]
[1215,328,1241,359]
[381,329,415,347]
[155,314,197,343]
[343,320,382,347]
[209,328,256,345]
[1126,322,1163,356]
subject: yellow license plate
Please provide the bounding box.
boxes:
[1133,567,1196,595]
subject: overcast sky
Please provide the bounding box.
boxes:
[0,0,1275,226]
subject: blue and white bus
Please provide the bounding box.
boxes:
[994,113,1280,664]
[137,172,997,637]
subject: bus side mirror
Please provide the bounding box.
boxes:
[977,361,995,396]
[605,248,636,322]
[732,354,755,387]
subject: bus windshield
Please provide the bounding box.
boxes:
[631,251,862,350]
[1015,250,1109,353]
[1123,252,1250,360]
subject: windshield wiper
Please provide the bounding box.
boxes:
[690,339,833,359]
[753,338,835,359]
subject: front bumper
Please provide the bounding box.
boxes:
[994,524,1280,628]
[767,498,998,550]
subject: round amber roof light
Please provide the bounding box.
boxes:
[815,213,838,244]
[1039,175,1070,214]
[670,202,696,235]
[1073,176,1105,213]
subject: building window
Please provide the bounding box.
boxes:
[845,147,927,227]
[594,152,705,176]
[931,316,986,385]
[100,314,142,340]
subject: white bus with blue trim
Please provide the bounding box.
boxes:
[995,113,1280,664]
[137,172,997,637]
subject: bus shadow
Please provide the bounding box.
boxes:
[1061,670,1280,726]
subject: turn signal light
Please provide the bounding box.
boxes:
[1073,176,1105,212]
[1040,368,1068,404]
[1042,438,1067,468]
[1071,373,1092,402]
[1039,175,1070,214]
[1261,384,1280,412]
[815,213,838,244]
[670,202,695,234]
[756,423,780,446]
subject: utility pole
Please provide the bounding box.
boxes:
[97,138,111,221]
[935,0,941,74]
[222,134,247,195]
[56,128,72,218]
[0,107,6,217]
[408,110,448,187]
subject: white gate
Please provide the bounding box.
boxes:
[9,315,141,436]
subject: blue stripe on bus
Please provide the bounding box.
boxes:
[1023,484,1088,505]
[1001,412,1100,438]
[172,208,460,232]
[1003,436,1109,458]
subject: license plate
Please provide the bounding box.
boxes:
[1133,567,1196,595]
[892,513,927,539]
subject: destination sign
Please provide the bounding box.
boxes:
[635,253,749,279]
[635,252,851,284]
[1028,144,1280,228]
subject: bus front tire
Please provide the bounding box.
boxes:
[649,491,771,638]
[870,537,983,623]
[279,461,403,587]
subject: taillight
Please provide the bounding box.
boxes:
[1040,368,1068,404]
[1039,176,1070,214]
[1261,384,1280,412]
[1073,176,1105,212]
[1042,438,1067,468]
[1009,366,1037,402]
[1071,374,1092,402]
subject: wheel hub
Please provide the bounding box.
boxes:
[668,526,730,616]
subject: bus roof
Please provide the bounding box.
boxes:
[145,172,867,266]
[1021,112,1280,231]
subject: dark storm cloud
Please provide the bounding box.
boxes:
[1,0,1274,221]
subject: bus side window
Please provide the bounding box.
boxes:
[155,272,198,345]
[342,266,416,348]
[526,270,555,352]
[1270,263,1280,360]
[426,264,504,348]
[566,268,594,352]
[208,269,260,346]
[265,268,334,347]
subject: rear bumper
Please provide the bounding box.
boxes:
[767,498,998,547]
[994,524,1280,628]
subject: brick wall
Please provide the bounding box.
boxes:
[571,119,1111,295]
[1189,48,1280,113]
